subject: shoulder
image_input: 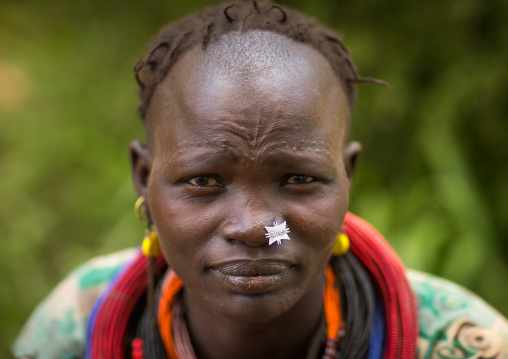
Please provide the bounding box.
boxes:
[12,248,138,359]
[407,269,508,359]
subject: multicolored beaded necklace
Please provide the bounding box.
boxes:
[151,266,341,359]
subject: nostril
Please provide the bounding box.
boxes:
[225,237,236,244]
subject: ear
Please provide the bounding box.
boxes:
[129,140,152,198]
[343,141,361,182]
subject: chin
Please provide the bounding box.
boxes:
[211,292,299,323]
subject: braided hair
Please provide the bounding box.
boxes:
[133,0,386,120]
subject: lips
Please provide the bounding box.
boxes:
[211,260,292,294]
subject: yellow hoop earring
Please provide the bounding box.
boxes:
[134,196,146,222]
[332,233,350,256]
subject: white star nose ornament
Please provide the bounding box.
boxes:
[265,221,291,245]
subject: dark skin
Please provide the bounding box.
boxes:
[130,31,361,359]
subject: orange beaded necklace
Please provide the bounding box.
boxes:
[157,266,341,359]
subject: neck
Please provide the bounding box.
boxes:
[183,273,326,359]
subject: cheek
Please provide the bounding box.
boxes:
[287,183,349,248]
[147,180,220,269]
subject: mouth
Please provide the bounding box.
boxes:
[211,260,293,295]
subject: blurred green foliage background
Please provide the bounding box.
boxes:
[1,0,507,354]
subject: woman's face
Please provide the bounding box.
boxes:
[131,32,359,323]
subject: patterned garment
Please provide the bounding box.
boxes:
[12,248,508,359]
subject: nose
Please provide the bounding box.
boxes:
[221,192,280,247]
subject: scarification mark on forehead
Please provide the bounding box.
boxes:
[174,138,333,154]
[155,137,336,172]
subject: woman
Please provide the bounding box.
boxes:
[13,1,508,358]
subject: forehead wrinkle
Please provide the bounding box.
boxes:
[150,109,344,180]
[154,134,340,178]
[215,117,282,152]
[186,115,297,153]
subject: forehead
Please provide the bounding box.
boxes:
[145,31,349,157]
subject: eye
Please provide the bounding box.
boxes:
[285,175,315,184]
[188,176,221,187]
